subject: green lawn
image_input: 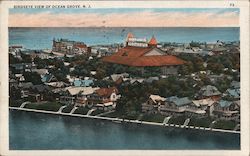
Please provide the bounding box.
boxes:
[9,99,24,107]
[102,111,123,118]
[141,114,165,123]
[25,102,64,112]
[73,106,90,115]
[168,115,187,125]
[62,105,74,113]
[189,117,214,128]
[124,114,140,120]
[103,112,139,120]
[213,120,237,130]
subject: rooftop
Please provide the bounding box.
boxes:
[103,46,185,67]
[96,87,118,98]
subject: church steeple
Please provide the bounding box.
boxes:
[148,35,157,47]
[126,32,134,41]
[125,32,134,46]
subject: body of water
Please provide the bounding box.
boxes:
[9,27,239,49]
[9,110,240,150]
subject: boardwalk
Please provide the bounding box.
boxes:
[9,107,240,134]
[57,105,67,113]
[163,116,171,124]
[20,102,31,108]
[183,118,190,126]
[209,120,217,128]
[69,106,78,114]
[87,108,96,116]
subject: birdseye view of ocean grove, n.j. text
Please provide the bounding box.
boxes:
[8,7,241,150]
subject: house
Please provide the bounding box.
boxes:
[110,73,129,82]
[212,100,239,120]
[31,68,49,76]
[25,92,44,102]
[144,77,159,83]
[212,47,227,55]
[160,96,192,116]
[73,43,90,54]
[60,86,99,106]
[208,74,224,84]
[36,52,55,59]
[86,87,120,109]
[18,82,34,89]
[9,46,22,59]
[10,63,33,73]
[191,98,216,116]
[231,81,240,89]
[41,74,57,83]
[95,87,119,102]
[45,81,69,88]
[102,33,185,75]
[60,87,86,105]
[223,88,240,100]
[197,85,221,100]
[142,94,166,114]
[75,87,100,106]
[130,78,144,84]
[14,74,25,82]
[9,78,18,87]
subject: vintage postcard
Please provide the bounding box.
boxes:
[0,1,249,156]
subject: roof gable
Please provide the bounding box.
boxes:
[148,36,157,45]
[114,46,153,58]
[167,96,191,106]
[96,87,118,97]
[218,100,233,108]
[144,48,165,56]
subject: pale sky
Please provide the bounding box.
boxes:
[9,8,239,27]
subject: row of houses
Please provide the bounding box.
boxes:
[10,74,120,112]
[142,94,240,121]
[142,83,240,121]
[57,86,120,111]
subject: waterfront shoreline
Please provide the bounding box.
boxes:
[9,107,240,134]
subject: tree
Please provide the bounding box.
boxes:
[20,53,32,63]
[190,41,200,47]
[10,86,21,100]
[34,57,46,69]
[23,72,42,85]
[9,54,21,64]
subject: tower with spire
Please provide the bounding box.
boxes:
[148,35,157,48]
[125,32,134,46]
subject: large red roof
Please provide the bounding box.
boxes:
[102,46,185,67]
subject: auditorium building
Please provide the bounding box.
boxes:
[102,33,185,75]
